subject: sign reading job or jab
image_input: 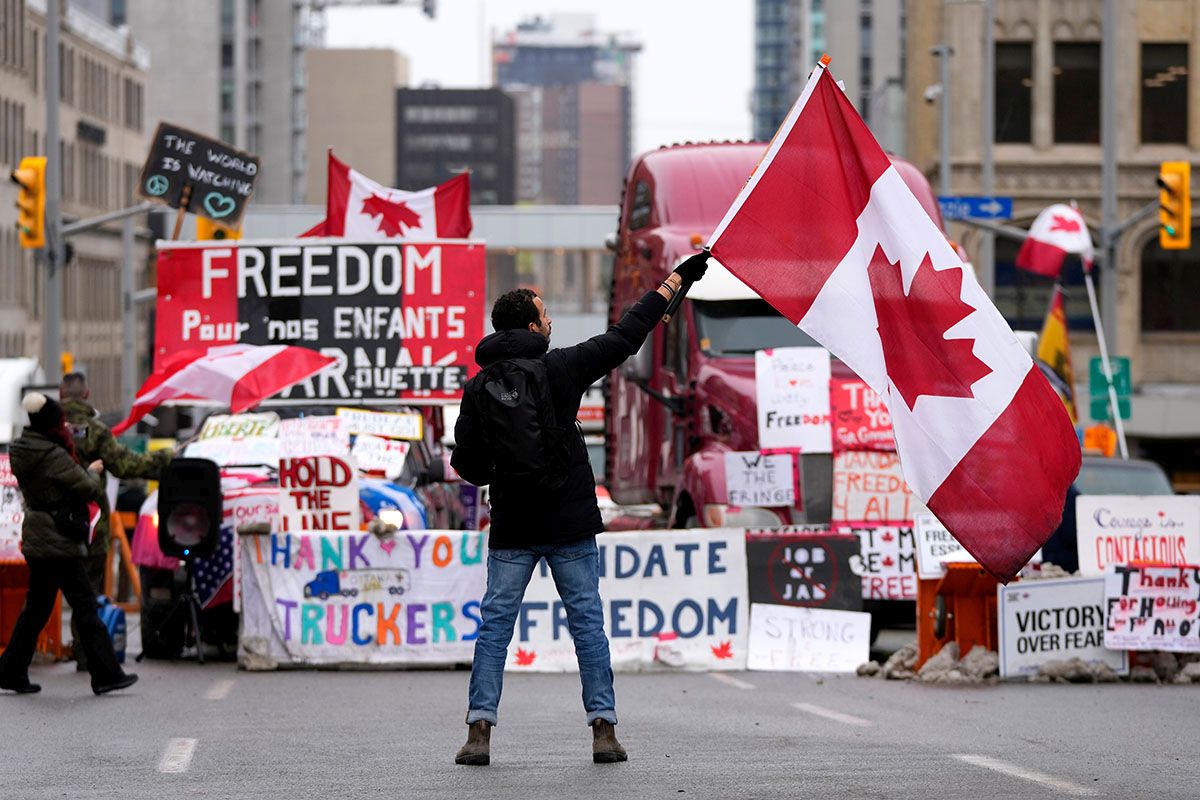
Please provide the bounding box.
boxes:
[153,241,485,403]
[238,530,487,668]
[509,529,749,672]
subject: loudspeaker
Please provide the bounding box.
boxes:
[158,458,221,559]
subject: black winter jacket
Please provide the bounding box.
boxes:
[453,289,667,548]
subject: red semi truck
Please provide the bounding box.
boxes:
[604,141,951,528]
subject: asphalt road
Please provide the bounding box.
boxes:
[1,618,1196,800]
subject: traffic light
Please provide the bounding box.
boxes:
[11,155,46,249]
[1157,161,1191,250]
[196,217,241,240]
[422,0,436,19]
[60,351,74,375]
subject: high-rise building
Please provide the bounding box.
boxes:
[0,0,151,410]
[395,88,515,205]
[753,0,906,153]
[494,14,640,204]
[305,48,409,204]
[124,0,320,204]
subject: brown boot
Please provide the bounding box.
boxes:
[592,719,627,763]
[455,721,491,766]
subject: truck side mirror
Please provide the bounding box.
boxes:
[621,338,653,384]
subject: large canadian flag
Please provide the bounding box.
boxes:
[707,61,1080,581]
[317,151,472,239]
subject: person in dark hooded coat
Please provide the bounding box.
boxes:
[451,251,709,766]
[0,393,138,696]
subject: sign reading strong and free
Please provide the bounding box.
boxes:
[137,122,260,227]
[153,241,485,403]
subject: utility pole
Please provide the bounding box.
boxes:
[1100,0,1119,352]
[979,0,996,297]
[43,0,64,381]
[931,44,953,198]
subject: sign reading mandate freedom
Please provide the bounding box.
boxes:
[154,240,485,403]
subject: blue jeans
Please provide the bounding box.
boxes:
[467,535,616,726]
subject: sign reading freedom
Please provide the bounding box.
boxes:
[153,240,485,403]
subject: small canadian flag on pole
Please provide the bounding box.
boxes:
[1015,203,1094,278]
[305,151,473,240]
[707,57,1080,581]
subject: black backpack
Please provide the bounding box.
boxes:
[469,358,569,490]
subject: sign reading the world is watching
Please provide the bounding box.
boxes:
[137,122,260,227]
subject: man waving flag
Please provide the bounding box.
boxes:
[707,57,1079,581]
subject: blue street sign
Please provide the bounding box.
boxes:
[938,195,1014,221]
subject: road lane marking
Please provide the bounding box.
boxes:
[707,672,756,690]
[158,738,197,774]
[791,702,872,727]
[205,678,235,701]
[951,754,1098,796]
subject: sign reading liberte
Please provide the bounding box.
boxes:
[137,122,260,227]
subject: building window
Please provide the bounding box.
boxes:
[1141,237,1200,331]
[995,42,1032,143]
[1141,44,1188,144]
[1054,42,1100,144]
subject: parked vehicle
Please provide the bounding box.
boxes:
[605,142,952,529]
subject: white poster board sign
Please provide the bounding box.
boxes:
[834,524,917,600]
[1076,496,1200,577]
[336,407,423,441]
[279,416,349,458]
[1104,564,1200,652]
[914,512,978,580]
[510,529,749,672]
[184,412,280,466]
[0,454,23,560]
[746,603,871,673]
[278,455,361,533]
[755,347,831,453]
[832,451,928,523]
[724,451,795,507]
[998,576,1128,678]
[350,434,411,477]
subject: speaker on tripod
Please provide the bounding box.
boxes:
[138,458,221,664]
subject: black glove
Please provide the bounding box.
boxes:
[673,251,709,284]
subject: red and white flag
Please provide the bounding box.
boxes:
[316,151,472,240]
[707,61,1080,581]
[1015,203,1094,278]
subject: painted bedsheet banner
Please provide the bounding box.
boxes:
[509,529,750,672]
[239,530,487,667]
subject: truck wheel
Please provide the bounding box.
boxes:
[319,592,329,600]
[934,594,949,639]
[347,589,358,597]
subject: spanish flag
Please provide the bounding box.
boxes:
[1036,285,1077,423]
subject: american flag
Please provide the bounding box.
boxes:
[193,525,235,608]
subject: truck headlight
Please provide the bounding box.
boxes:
[701,504,784,529]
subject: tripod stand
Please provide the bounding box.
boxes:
[137,557,206,664]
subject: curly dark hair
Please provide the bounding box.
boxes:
[491,288,540,331]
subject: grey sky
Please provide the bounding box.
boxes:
[324,0,754,157]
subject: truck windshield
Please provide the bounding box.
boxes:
[693,299,821,356]
[1075,461,1174,495]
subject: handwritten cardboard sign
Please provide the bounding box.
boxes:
[279,416,349,458]
[336,407,425,441]
[278,456,361,533]
[834,524,917,600]
[137,122,260,226]
[350,434,411,477]
[724,450,796,508]
[829,378,894,452]
[1075,496,1200,577]
[184,412,280,466]
[832,451,928,523]
[1104,564,1200,652]
[0,455,23,560]
[747,603,871,673]
[744,531,862,610]
[998,577,1127,678]
[914,512,978,580]
[755,347,831,453]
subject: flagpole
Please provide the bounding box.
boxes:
[1082,266,1129,459]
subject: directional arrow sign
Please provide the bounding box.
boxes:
[938,195,1014,221]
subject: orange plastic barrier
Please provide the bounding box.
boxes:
[915,562,1000,669]
[0,560,65,661]
[104,511,142,613]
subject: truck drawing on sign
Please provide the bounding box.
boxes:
[303,568,411,600]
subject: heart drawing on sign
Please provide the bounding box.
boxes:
[203,191,237,218]
[379,539,396,555]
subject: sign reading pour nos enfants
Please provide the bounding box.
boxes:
[137,122,260,228]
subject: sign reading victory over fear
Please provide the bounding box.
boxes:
[153,240,485,403]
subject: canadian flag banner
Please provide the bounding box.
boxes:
[707,60,1080,581]
[318,151,472,240]
[1015,203,1094,278]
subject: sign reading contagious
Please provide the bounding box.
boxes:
[137,122,260,227]
[153,241,485,403]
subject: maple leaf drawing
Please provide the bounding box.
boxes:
[1049,214,1082,233]
[880,530,895,543]
[867,245,992,412]
[882,555,896,568]
[513,647,537,666]
[361,194,423,236]
[711,641,734,660]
